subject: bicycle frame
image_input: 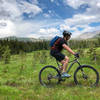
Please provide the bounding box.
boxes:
[67,59,81,73]
[56,58,81,73]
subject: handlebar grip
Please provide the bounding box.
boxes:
[74,53,79,58]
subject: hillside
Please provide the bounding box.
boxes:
[76,30,100,40]
[0,49,100,100]
[1,30,100,41]
[0,36,39,42]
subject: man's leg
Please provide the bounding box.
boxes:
[60,56,71,77]
[61,56,69,72]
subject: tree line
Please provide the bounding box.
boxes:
[0,39,49,54]
[69,38,100,49]
[0,38,100,64]
[0,38,100,55]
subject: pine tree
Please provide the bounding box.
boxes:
[19,50,26,74]
[2,46,11,64]
[0,45,3,60]
[87,45,98,63]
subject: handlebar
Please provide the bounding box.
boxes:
[69,53,80,63]
[74,52,80,59]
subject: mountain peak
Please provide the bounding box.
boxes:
[75,30,100,40]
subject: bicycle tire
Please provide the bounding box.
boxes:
[39,65,61,87]
[74,65,99,87]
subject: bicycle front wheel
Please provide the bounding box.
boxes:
[74,65,99,87]
[39,65,61,87]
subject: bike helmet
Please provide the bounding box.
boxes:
[63,30,72,37]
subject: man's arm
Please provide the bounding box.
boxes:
[62,44,75,55]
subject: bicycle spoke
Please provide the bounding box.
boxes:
[39,66,60,87]
[74,65,99,87]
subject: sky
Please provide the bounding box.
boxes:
[0,0,100,38]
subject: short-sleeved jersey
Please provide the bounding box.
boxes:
[51,37,68,52]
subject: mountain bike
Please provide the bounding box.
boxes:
[39,56,99,87]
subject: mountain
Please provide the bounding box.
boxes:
[0,36,39,42]
[1,30,100,41]
[75,30,100,40]
[38,36,53,40]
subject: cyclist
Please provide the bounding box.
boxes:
[50,30,79,77]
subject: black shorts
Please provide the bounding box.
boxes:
[50,50,65,62]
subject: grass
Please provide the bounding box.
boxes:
[0,50,100,100]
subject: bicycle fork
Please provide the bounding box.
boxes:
[80,68,88,80]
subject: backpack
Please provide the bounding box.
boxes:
[49,36,60,47]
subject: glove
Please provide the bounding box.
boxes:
[74,53,79,58]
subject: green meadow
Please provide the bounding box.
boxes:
[0,49,100,100]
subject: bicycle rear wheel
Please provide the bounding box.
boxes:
[74,65,99,87]
[39,65,61,87]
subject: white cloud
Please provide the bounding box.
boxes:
[64,14,97,26]
[60,0,100,37]
[0,19,16,38]
[0,16,63,38]
[72,25,100,38]
[43,10,61,18]
[39,28,60,37]
[43,13,50,18]
[26,27,60,39]
[29,0,38,4]
[18,0,42,17]
[61,14,99,37]
[0,0,100,39]
[63,0,87,9]
[0,0,44,38]
[60,24,71,31]
[50,0,60,6]
[97,3,100,8]
[14,19,46,38]
[50,0,54,3]
[63,0,100,9]
[0,0,42,20]
[0,0,21,20]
